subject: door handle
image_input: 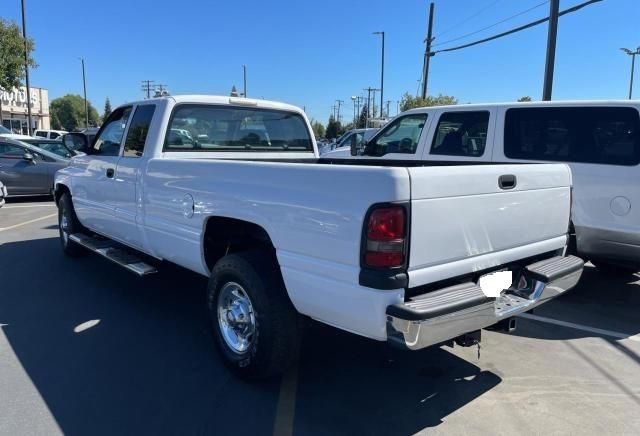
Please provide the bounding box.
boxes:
[498,174,516,190]
[106,168,115,178]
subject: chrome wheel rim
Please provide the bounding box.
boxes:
[217,282,256,354]
[60,208,69,244]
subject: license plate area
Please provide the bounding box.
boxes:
[479,270,513,298]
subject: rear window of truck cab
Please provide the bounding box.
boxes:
[164,105,313,152]
[504,106,640,166]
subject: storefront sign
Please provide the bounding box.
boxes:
[0,88,39,109]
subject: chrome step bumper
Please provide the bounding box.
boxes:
[386,255,584,350]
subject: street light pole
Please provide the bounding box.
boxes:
[242,64,247,97]
[80,58,88,128]
[373,32,385,118]
[621,47,640,100]
[351,96,357,126]
[21,0,33,135]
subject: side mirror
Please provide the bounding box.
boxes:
[23,151,35,162]
[62,132,89,152]
[351,140,367,156]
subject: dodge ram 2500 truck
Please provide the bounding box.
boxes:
[55,95,583,379]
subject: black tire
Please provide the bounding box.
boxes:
[58,192,85,257]
[207,251,299,380]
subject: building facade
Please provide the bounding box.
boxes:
[0,86,50,134]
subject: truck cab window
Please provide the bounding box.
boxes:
[92,107,133,156]
[431,111,489,157]
[364,114,427,156]
[124,105,156,157]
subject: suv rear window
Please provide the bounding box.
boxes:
[504,107,640,166]
[164,105,313,152]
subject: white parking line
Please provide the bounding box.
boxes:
[0,213,58,232]
[519,313,640,342]
[2,204,56,209]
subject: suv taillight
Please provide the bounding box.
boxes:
[364,206,407,268]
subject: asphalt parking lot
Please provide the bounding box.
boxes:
[1,199,639,436]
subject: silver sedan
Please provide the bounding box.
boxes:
[0,137,70,197]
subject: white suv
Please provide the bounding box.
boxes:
[34,129,67,140]
[337,101,640,272]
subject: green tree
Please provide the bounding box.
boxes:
[0,18,37,124]
[310,119,325,138]
[399,93,457,112]
[103,97,112,121]
[356,104,368,128]
[50,94,100,131]
[325,115,340,139]
[517,96,533,102]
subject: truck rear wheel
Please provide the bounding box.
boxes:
[58,192,85,257]
[207,251,300,380]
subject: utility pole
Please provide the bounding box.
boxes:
[141,80,155,99]
[79,58,88,128]
[335,99,344,123]
[542,0,560,101]
[421,2,435,99]
[373,32,385,119]
[154,84,169,97]
[331,105,337,120]
[21,0,33,134]
[621,47,640,99]
[385,100,391,118]
[363,88,372,128]
[242,65,247,97]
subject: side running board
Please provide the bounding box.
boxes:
[69,233,157,276]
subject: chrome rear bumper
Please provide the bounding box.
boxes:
[386,255,584,350]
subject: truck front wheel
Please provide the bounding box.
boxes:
[207,251,300,380]
[58,192,85,257]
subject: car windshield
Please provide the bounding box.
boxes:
[27,140,73,158]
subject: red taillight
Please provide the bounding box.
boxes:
[364,206,406,268]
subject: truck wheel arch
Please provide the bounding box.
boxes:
[54,184,71,206]
[202,216,279,273]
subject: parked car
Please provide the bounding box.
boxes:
[0,137,70,196]
[0,124,32,141]
[332,100,640,272]
[21,137,79,159]
[55,95,582,379]
[0,180,6,207]
[33,129,67,140]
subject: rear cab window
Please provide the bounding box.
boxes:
[504,106,640,166]
[164,105,313,153]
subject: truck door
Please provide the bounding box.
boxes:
[71,106,133,235]
[109,104,157,250]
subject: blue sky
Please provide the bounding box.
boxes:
[3,0,639,124]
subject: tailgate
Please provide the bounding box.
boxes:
[407,163,571,287]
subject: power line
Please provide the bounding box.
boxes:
[141,80,155,99]
[435,0,502,39]
[432,0,603,55]
[432,0,549,48]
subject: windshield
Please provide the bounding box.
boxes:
[0,125,13,134]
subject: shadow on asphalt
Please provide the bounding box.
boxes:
[4,196,53,204]
[0,237,501,435]
[511,264,640,342]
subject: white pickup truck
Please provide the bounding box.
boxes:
[55,95,583,379]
